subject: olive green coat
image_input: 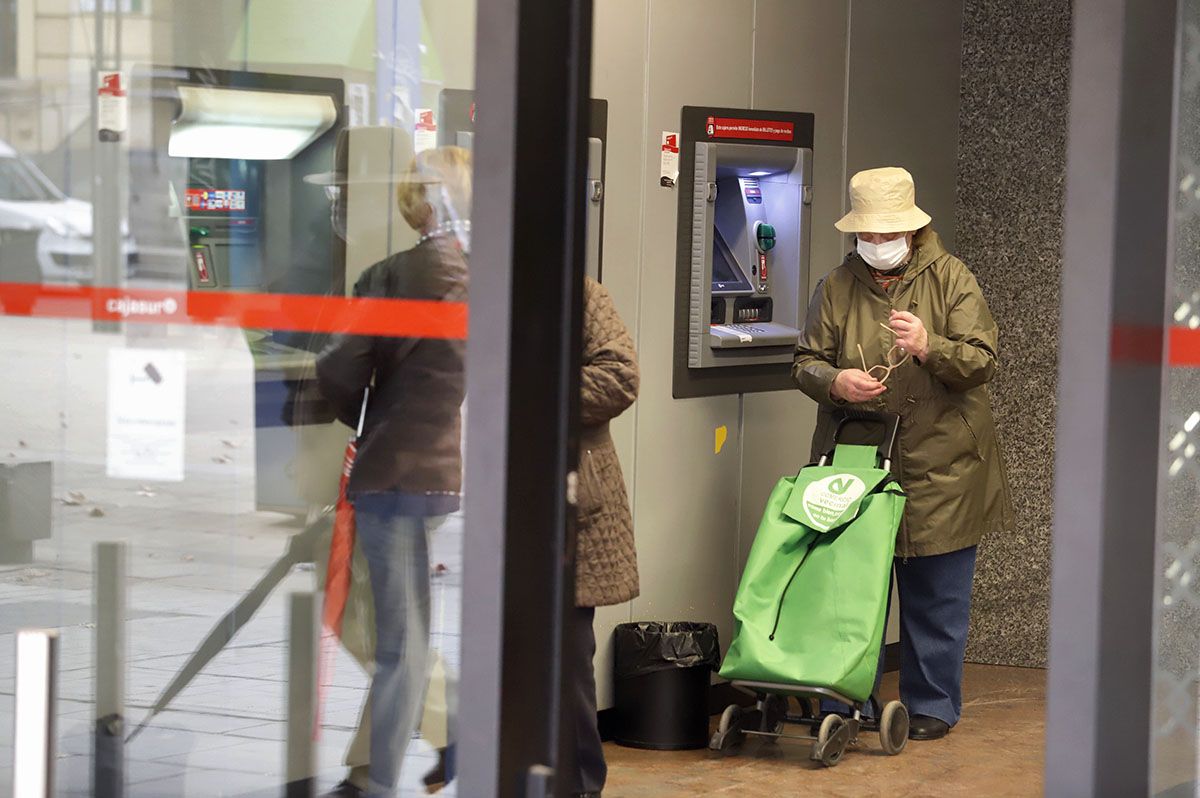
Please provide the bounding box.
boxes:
[792,228,1013,557]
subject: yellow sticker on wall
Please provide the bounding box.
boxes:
[715,425,728,455]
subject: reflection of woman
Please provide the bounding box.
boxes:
[793,167,1012,741]
[570,278,640,798]
[316,146,471,797]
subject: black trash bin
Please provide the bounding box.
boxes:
[612,621,720,750]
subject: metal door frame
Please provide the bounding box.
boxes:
[1046,0,1181,793]
[459,0,595,796]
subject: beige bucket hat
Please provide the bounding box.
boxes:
[835,167,932,234]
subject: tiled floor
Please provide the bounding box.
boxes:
[604,665,1047,798]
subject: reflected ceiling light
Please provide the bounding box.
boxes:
[748,170,772,177]
[169,85,337,161]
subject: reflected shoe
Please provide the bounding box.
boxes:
[320,781,364,798]
[423,747,449,794]
[907,715,950,740]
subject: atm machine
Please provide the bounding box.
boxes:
[137,67,346,514]
[672,107,815,398]
[438,90,608,281]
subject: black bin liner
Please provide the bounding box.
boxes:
[612,622,720,750]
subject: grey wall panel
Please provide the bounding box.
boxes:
[845,0,963,251]
[589,0,650,710]
[741,0,848,574]
[843,0,964,649]
[627,0,755,654]
[753,0,852,283]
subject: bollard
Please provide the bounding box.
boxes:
[94,542,127,798]
[285,592,319,798]
[13,629,58,798]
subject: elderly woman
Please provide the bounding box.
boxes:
[793,167,1012,741]
[317,145,471,797]
[569,276,640,798]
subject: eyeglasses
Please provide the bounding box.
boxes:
[856,322,911,384]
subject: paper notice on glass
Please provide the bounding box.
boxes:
[347,83,370,127]
[107,349,186,482]
[660,131,680,187]
[97,71,128,142]
[415,108,438,153]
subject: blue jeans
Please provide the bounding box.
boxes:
[822,546,977,726]
[352,495,438,797]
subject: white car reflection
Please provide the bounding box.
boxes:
[0,139,137,283]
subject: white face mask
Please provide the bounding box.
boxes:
[857,236,909,271]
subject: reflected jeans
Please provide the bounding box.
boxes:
[352,495,436,797]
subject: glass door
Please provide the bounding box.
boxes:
[0,0,593,795]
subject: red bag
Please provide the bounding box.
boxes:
[322,439,358,637]
[317,390,368,737]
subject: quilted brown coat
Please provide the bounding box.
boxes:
[575,278,640,608]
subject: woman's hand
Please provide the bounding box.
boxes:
[832,369,887,403]
[889,310,929,360]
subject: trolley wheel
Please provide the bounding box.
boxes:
[879,701,909,756]
[759,694,789,735]
[709,705,745,751]
[813,713,850,767]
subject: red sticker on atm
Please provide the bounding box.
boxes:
[193,248,212,284]
[706,116,794,142]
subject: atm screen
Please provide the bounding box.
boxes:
[712,227,752,294]
[185,188,247,213]
[184,158,264,288]
[186,159,262,222]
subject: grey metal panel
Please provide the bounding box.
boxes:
[629,0,753,652]
[460,0,518,791]
[753,0,851,283]
[463,0,595,793]
[688,142,715,369]
[94,542,126,798]
[285,593,318,795]
[1045,0,1178,793]
[757,174,807,352]
[586,136,604,282]
[588,0,649,710]
[845,0,963,251]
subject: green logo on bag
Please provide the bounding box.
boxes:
[828,477,854,495]
[801,473,867,531]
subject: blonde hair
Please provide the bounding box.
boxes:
[396,146,473,231]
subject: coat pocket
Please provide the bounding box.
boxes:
[956,409,983,459]
[577,448,604,517]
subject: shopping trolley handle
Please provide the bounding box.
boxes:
[822,409,901,469]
